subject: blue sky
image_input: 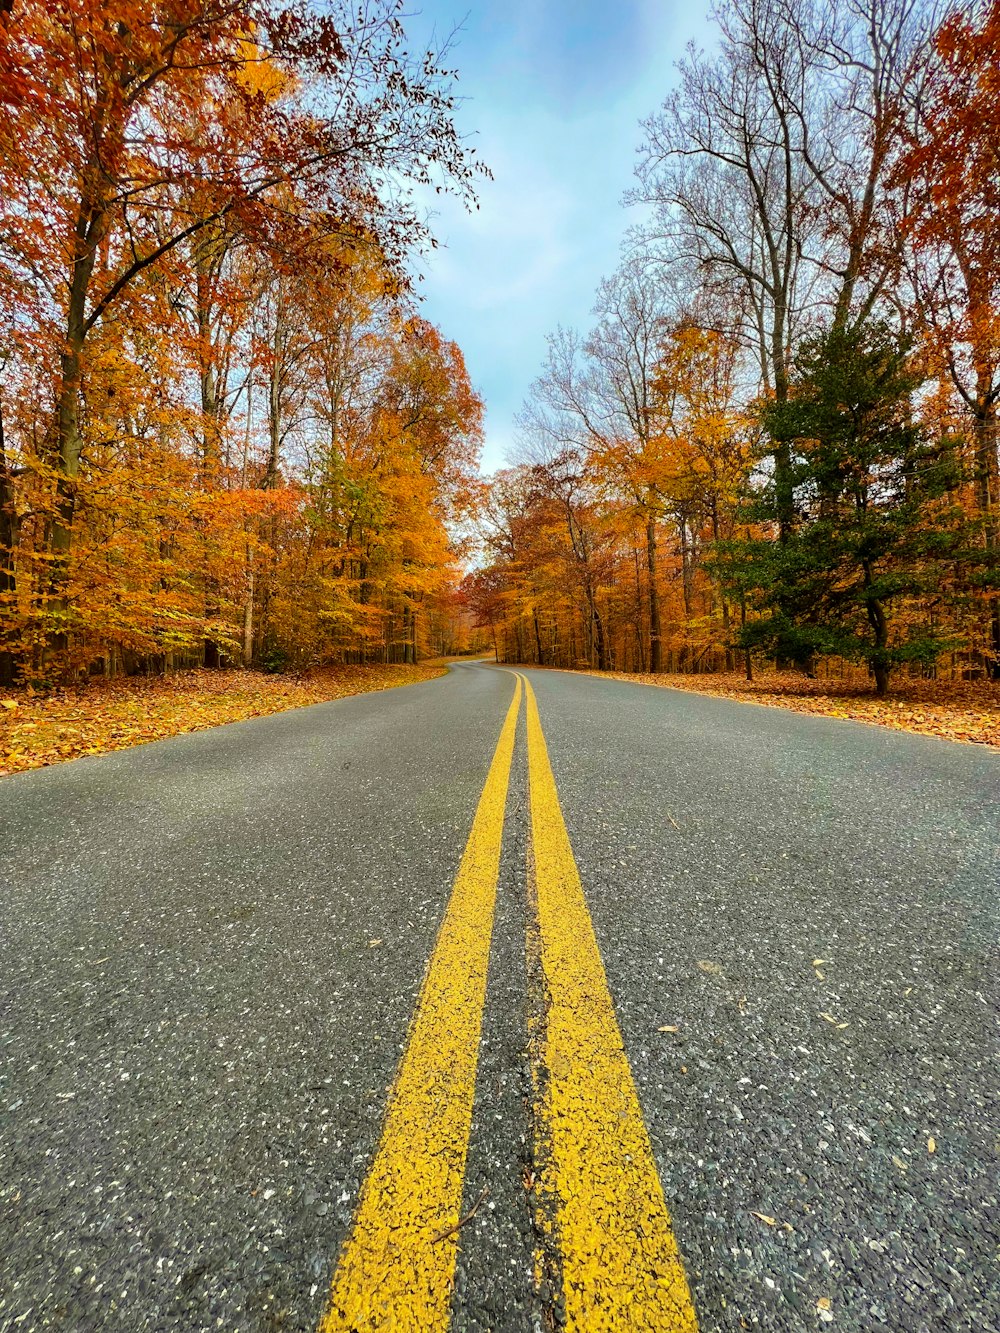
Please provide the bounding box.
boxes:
[405,0,715,471]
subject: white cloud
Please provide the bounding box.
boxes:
[408,0,715,470]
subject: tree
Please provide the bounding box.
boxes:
[650,323,755,666]
[0,0,480,673]
[899,0,1000,674]
[635,0,944,541]
[724,322,965,694]
[474,459,616,672]
[521,257,679,670]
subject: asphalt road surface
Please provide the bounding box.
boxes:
[1,662,997,1333]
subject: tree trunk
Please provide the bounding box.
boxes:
[47,254,93,663]
[740,593,752,681]
[410,597,419,664]
[677,517,696,672]
[243,567,255,667]
[632,545,646,672]
[645,512,661,672]
[588,585,609,671]
[974,400,1000,677]
[50,177,103,579]
[266,280,284,488]
[533,612,544,665]
[0,395,18,685]
[712,506,734,670]
[196,234,224,668]
[771,307,794,543]
[863,561,890,696]
[679,518,694,621]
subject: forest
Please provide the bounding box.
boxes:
[1,0,998,701]
[469,0,1000,696]
[0,0,486,687]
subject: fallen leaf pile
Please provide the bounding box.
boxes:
[0,663,445,779]
[580,669,1000,750]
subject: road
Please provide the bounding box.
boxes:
[1,662,997,1332]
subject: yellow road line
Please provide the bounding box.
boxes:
[320,675,522,1333]
[522,674,698,1332]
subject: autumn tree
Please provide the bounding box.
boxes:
[476,456,617,672]
[635,0,945,541]
[472,0,992,693]
[650,323,754,665]
[899,0,1000,674]
[0,0,480,677]
[521,257,682,669]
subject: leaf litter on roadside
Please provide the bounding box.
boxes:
[581,669,1000,751]
[0,665,445,778]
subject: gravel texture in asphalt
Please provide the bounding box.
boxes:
[1,661,997,1332]
[523,667,999,1333]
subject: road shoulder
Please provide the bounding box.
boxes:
[543,666,1000,751]
[0,663,447,779]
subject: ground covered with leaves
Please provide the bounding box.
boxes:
[587,669,1000,750]
[0,664,445,779]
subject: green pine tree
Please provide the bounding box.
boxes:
[718,322,966,696]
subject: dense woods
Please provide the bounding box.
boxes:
[3,0,999,701]
[471,0,1000,695]
[0,0,485,685]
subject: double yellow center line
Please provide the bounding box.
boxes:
[320,676,521,1331]
[320,673,697,1332]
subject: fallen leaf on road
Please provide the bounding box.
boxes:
[927,1136,936,1154]
[751,1211,777,1226]
[657,1024,679,1033]
[819,1011,849,1028]
[817,1297,832,1312]
[892,1155,909,1171]
[368,939,383,948]
[697,960,723,975]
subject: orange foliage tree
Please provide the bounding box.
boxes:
[900,0,1000,675]
[475,0,998,693]
[0,0,484,683]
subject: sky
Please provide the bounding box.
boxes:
[403,0,715,472]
